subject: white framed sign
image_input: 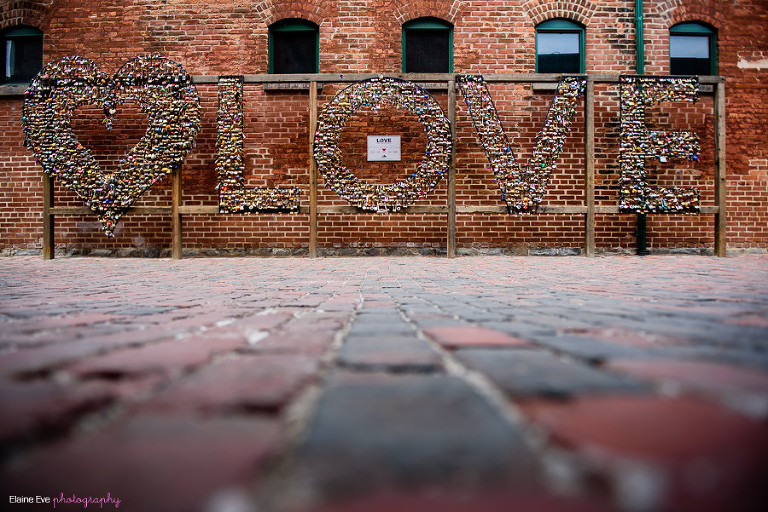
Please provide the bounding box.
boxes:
[367,135,401,161]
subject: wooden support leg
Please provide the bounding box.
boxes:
[172,167,183,259]
[42,174,54,260]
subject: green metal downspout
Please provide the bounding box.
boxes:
[635,0,650,255]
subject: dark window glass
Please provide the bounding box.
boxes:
[269,20,318,74]
[405,29,449,73]
[2,27,43,84]
[272,30,316,74]
[670,23,715,76]
[403,18,452,73]
[536,19,584,74]
[670,35,710,75]
[537,32,580,73]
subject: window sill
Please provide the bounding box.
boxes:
[414,81,448,91]
[263,82,323,92]
[531,82,559,93]
[0,83,29,97]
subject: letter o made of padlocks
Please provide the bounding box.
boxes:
[313,77,452,211]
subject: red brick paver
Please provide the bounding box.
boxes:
[520,395,768,511]
[424,326,532,348]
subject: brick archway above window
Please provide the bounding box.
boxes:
[257,0,327,28]
[523,0,596,27]
[655,0,723,31]
[0,0,55,31]
[393,0,465,26]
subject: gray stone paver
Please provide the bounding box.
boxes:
[337,335,443,372]
[0,255,767,512]
[291,371,538,498]
[453,348,649,399]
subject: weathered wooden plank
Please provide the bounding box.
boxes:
[457,205,589,214]
[447,80,457,258]
[191,74,724,87]
[715,81,727,257]
[584,77,596,257]
[592,206,720,215]
[177,205,219,214]
[50,203,719,216]
[42,175,54,260]
[171,167,183,260]
[50,206,174,215]
[309,81,319,258]
[311,205,448,214]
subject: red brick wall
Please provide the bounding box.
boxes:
[1,0,766,255]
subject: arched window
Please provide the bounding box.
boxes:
[535,19,584,74]
[1,26,43,84]
[268,19,319,74]
[402,17,453,73]
[670,22,717,76]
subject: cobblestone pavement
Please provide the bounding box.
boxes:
[1,255,767,512]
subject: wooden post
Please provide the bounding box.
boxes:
[447,79,457,258]
[309,81,319,258]
[171,167,182,259]
[584,77,596,257]
[42,174,54,260]
[714,79,727,257]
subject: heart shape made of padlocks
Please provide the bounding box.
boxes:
[23,55,201,236]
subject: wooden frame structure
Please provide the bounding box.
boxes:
[41,73,726,259]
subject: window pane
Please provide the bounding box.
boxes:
[3,32,42,84]
[537,32,580,73]
[670,35,709,58]
[272,30,316,74]
[670,56,710,75]
[670,35,711,75]
[5,40,12,80]
[11,37,43,82]
[405,29,449,73]
[538,32,579,55]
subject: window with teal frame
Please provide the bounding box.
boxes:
[670,22,716,76]
[535,19,585,74]
[1,26,43,85]
[402,18,453,73]
[268,19,318,74]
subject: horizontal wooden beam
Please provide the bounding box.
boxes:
[178,205,218,214]
[191,74,725,86]
[459,205,588,214]
[50,206,172,215]
[50,204,720,216]
[192,73,456,84]
[594,206,720,215]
